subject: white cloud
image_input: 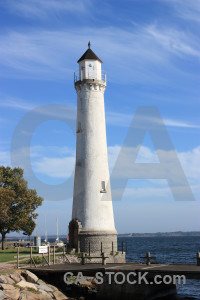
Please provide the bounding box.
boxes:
[16,143,199,186]
[108,144,200,200]
[0,97,77,128]
[30,145,75,178]
[9,144,75,179]
[164,119,200,129]
[0,96,34,111]
[1,0,91,19]
[163,0,200,23]
[31,145,75,158]
[0,23,199,82]
[110,144,200,182]
[33,156,75,178]
[2,96,198,130]
[146,24,200,58]
[2,95,198,130]
[106,111,200,129]
[106,112,132,127]
[2,143,199,201]
[179,147,200,182]
[108,145,159,169]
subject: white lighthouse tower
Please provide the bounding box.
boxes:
[69,42,117,254]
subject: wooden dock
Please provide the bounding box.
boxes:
[27,262,200,279]
[25,263,200,299]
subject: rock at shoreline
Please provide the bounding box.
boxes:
[0,283,16,290]
[20,290,42,300]
[53,290,69,300]
[37,279,46,286]
[0,277,5,284]
[43,283,58,292]
[38,283,54,292]
[38,290,54,299]
[4,288,20,300]
[10,274,21,283]
[13,271,25,282]
[0,275,15,285]
[0,269,71,300]
[22,270,39,283]
[16,280,38,290]
[0,290,5,300]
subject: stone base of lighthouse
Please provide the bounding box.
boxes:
[79,230,118,254]
[68,219,120,256]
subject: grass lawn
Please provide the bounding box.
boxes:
[0,248,38,263]
[0,247,63,265]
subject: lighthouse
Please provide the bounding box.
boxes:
[68,42,118,254]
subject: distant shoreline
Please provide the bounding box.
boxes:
[118,231,200,237]
[2,231,200,241]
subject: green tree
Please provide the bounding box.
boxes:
[0,166,43,250]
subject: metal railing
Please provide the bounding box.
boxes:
[74,70,106,83]
[119,241,128,254]
[81,252,108,265]
[16,245,69,268]
[140,252,156,266]
[15,247,200,267]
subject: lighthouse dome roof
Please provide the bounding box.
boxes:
[77,48,102,63]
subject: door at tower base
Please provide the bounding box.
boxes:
[68,219,82,252]
[69,45,119,257]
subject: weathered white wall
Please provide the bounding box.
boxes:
[73,62,116,233]
[79,60,101,80]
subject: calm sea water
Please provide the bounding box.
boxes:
[117,236,200,300]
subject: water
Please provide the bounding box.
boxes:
[118,236,200,299]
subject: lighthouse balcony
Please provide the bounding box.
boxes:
[74,70,106,84]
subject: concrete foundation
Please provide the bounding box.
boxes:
[68,219,119,256]
[79,230,117,254]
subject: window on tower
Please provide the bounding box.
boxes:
[76,122,82,134]
[100,181,107,193]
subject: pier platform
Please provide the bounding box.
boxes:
[27,262,200,279]
[26,263,200,299]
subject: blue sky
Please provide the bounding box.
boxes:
[0,0,199,236]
